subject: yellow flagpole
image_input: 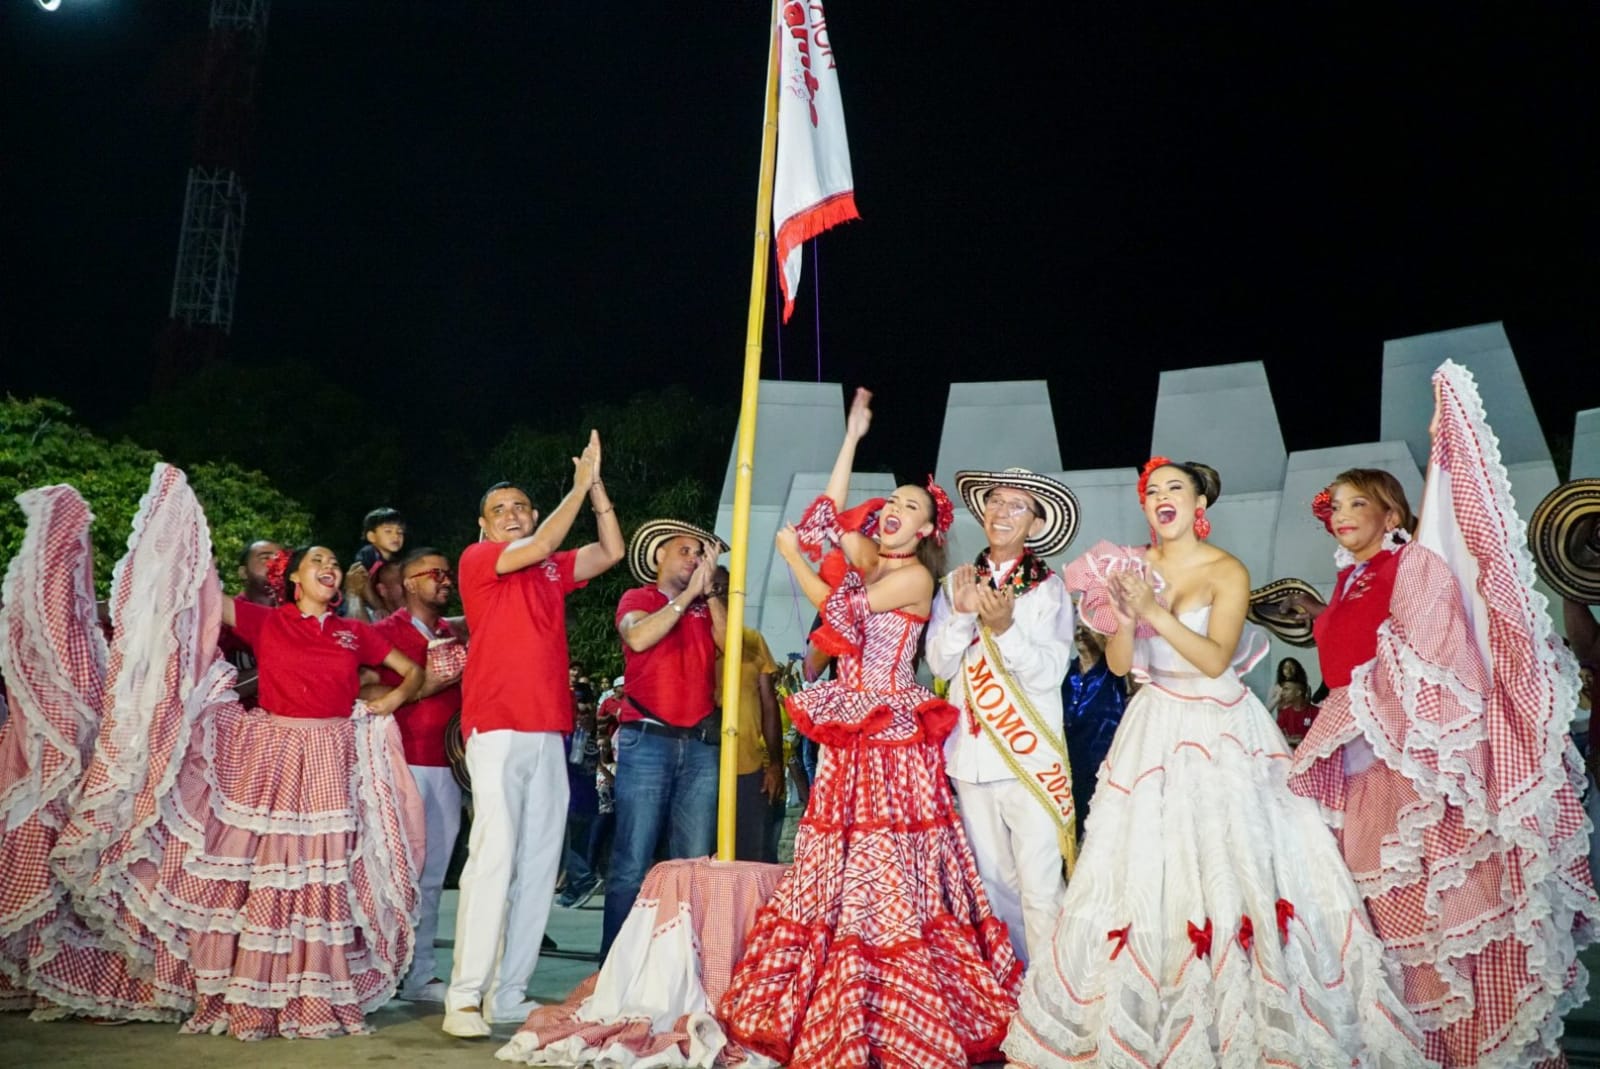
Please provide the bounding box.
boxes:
[716,1,781,861]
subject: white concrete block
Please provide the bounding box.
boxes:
[933,381,1061,497]
[1382,322,1552,471]
[718,381,847,507]
[1571,409,1600,479]
[1151,362,1287,495]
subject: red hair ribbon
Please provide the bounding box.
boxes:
[1107,924,1131,960]
[1187,918,1213,960]
[1311,488,1334,533]
[263,548,291,606]
[1137,456,1174,503]
[1237,915,1255,954]
[1276,899,1295,945]
[925,476,954,547]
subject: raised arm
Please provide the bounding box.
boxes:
[828,389,880,569]
[572,432,626,581]
[776,525,832,609]
[495,431,602,577]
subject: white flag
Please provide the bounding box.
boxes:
[774,0,859,323]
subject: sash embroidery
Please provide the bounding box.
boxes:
[960,624,1080,876]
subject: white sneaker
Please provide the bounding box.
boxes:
[442,1007,492,1038]
[488,997,542,1025]
[399,979,447,1003]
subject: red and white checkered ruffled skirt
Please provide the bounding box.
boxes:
[720,711,1021,1069]
[0,485,109,1010]
[30,464,424,1038]
[41,701,425,1039]
[1289,362,1597,1069]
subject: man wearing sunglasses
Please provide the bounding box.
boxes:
[370,547,466,1004]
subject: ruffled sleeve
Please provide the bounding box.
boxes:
[808,567,871,660]
[793,494,885,561]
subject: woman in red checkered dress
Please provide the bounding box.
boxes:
[1004,459,1425,1069]
[1287,361,1597,1068]
[721,390,1021,1068]
[35,465,428,1039]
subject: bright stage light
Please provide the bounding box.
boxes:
[35,0,64,11]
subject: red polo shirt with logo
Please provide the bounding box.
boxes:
[373,609,462,767]
[615,586,716,728]
[230,599,393,719]
[459,542,586,735]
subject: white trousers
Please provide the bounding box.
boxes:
[404,764,462,991]
[953,777,1066,969]
[446,729,569,1017]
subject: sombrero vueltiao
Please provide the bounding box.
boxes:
[1247,577,1324,647]
[628,519,728,586]
[953,468,1080,557]
[1529,478,1600,605]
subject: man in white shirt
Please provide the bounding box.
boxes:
[926,468,1079,968]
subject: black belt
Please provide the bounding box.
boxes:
[618,716,720,747]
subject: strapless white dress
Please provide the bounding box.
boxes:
[1003,606,1427,1069]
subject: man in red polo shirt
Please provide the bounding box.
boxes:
[370,546,465,1005]
[600,519,726,957]
[441,431,624,1039]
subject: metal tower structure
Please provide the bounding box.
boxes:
[155,0,270,386]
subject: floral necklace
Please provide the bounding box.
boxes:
[973,548,1053,597]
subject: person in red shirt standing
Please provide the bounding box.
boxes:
[601,519,726,957]
[370,547,466,1004]
[442,431,624,1039]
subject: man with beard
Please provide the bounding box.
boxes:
[601,520,726,957]
[370,547,466,1004]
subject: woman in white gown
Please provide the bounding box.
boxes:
[1003,458,1425,1069]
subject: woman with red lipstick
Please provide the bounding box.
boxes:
[40,468,428,1040]
[1004,458,1425,1068]
[722,389,1021,1069]
[1286,362,1595,1069]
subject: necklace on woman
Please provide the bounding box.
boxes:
[878,548,918,559]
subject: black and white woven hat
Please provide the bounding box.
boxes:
[953,468,1080,557]
[1529,479,1600,605]
[627,519,728,586]
[1246,577,1324,647]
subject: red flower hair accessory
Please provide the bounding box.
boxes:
[263,547,291,605]
[1137,456,1174,502]
[925,476,954,546]
[1311,488,1334,533]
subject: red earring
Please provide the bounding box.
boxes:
[1194,506,1211,540]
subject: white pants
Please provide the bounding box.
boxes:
[446,730,569,1018]
[404,765,463,991]
[953,777,1066,969]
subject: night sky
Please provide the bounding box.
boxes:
[2,2,1596,488]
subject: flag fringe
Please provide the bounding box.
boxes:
[776,191,859,320]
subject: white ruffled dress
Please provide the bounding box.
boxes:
[1002,545,1426,1069]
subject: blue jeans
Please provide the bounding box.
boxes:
[600,724,719,957]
